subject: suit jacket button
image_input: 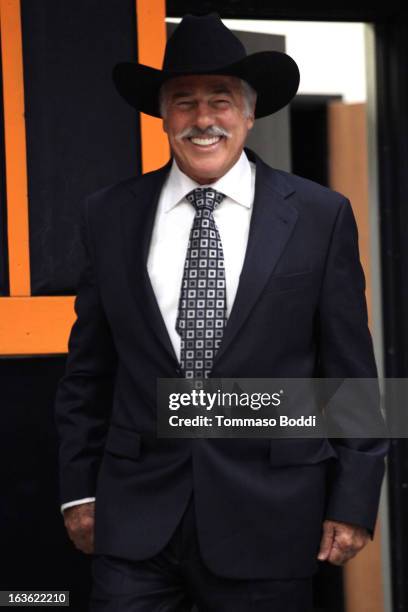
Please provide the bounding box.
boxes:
[176,368,182,376]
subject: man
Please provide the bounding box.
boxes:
[55,14,388,612]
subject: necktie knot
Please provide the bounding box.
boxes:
[186,187,225,213]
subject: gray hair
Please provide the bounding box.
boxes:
[159,78,257,119]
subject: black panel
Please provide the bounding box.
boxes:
[0,356,91,609]
[290,94,342,188]
[375,16,408,612]
[290,92,344,612]
[21,0,141,295]
[0,32,9,296]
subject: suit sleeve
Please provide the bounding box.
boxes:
[317,197,388,534]
[54,197,118,506]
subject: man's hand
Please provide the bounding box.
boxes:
[318,519,369,565]
[63,502,95,554]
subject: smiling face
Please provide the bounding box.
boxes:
[161,74,255,184]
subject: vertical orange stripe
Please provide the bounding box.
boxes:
[0,0,30,295]
[328,102,385,612]
[135,0,170,173]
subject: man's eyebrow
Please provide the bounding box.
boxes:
[170,91,194,100]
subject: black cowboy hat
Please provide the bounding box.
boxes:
[113,13,300,119]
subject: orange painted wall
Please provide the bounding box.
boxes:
[0,0,168,355]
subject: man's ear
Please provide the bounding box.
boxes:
[247,115,255,131]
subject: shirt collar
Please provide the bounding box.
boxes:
[163,150,254,213]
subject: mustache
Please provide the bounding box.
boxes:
[175,125,232,141]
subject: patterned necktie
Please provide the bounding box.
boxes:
[175,187,227,379]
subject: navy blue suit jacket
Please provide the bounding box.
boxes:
[55,149,388,579]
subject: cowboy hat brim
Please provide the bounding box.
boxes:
[112,51,300,119]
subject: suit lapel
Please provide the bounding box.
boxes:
[212,153,298,367]
[120,162,179,365]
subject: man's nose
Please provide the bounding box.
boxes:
[193,102,215,130]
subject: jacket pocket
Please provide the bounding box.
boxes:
[269,438,337,467]
[104,424,141,460]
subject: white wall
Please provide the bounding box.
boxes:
[167,19,367,103]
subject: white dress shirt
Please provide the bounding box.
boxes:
[61,150,255,512]
[147,150,255,360]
